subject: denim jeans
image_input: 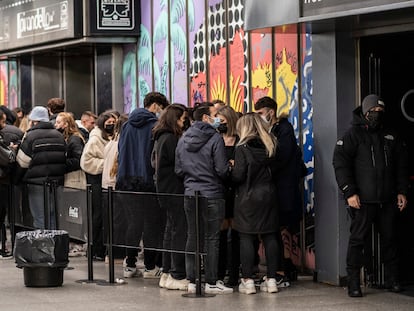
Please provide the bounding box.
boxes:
[27,184,56,229]
[184,196,225,284]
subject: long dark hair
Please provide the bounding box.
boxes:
[152,104,186,138]
[96,111,117,141]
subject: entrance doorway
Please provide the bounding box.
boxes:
[360,32,414,285]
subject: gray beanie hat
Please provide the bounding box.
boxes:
[362,94,385,115]
[29,106,49,122]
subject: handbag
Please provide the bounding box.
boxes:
[0,140,16,167]
[64,169,87,190]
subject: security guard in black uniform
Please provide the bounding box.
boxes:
[333,94,408,297]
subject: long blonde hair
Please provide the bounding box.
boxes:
[236,113,277,157]
[57,112,85,143]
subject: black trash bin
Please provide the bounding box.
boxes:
[14,230,69,287]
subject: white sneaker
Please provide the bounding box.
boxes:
[260,277,278,293]
[159,273,169,288]
[188,282,196,293]
[123,267,143,278]
[143,267,162,279]
[165,275,190,290]
[238,278,256,294]
[205,280,233,294]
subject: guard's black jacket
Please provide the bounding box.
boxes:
[333,106,408,204]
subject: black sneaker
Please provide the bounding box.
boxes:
[276,274,290,288]
[0,250,13,260]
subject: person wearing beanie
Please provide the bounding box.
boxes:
[333,94,408,297]
[15,106,66,229]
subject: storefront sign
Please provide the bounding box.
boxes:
[301,0,412,17]
[88,0,140,35]
[0,0,80,52]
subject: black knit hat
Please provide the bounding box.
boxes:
[362,94,385,115]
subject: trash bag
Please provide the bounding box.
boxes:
[14,230,69,268]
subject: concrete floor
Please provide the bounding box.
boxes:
[1,255,414,311]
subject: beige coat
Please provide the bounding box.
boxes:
[102,139,118,189]
[80,127,108,175]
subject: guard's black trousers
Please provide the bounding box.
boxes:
[346,202,399,282]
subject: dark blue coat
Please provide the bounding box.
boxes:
[175,121,228,198]
[116,108,157,192]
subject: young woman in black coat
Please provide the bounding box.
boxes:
[231,113,280,295]
[152,104,189,290]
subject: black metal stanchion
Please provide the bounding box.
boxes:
[97,187,125,286]
[43,182,50,230]
[76,184,105,284]
[9,183,15,254]
[183,192,214,298]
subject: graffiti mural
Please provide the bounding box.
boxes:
[170,0,192,105]
[137,1,153,108]
[189,15,207,105]
[0,61,8,106]
[153,1,170,98]
[123,45,137,113]
[131,0,315,271]
[8,61,18,109]
[250,32,273,106]
[208,0,228,104]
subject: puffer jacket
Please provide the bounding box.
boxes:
[16,122,66,185]
[333,106,408,203]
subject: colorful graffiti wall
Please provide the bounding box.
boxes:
[123,0,315,270]
[0,61,19,109]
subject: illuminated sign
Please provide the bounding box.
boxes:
[0,0,79,52]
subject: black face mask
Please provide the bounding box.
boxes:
[104,124,115,134]
[217,123,228,134]
[366,111,384,129]
[57,127,64,134]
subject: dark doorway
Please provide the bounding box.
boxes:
[360,33,414,285]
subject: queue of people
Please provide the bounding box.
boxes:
[1,92,404,299]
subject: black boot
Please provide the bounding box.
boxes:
[347,269,363,298]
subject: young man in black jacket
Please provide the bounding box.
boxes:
[333,94,408,297]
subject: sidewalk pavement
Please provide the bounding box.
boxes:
[1,255,413,311]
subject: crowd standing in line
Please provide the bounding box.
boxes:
[0,94,306,295]
[2,91,406,299]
